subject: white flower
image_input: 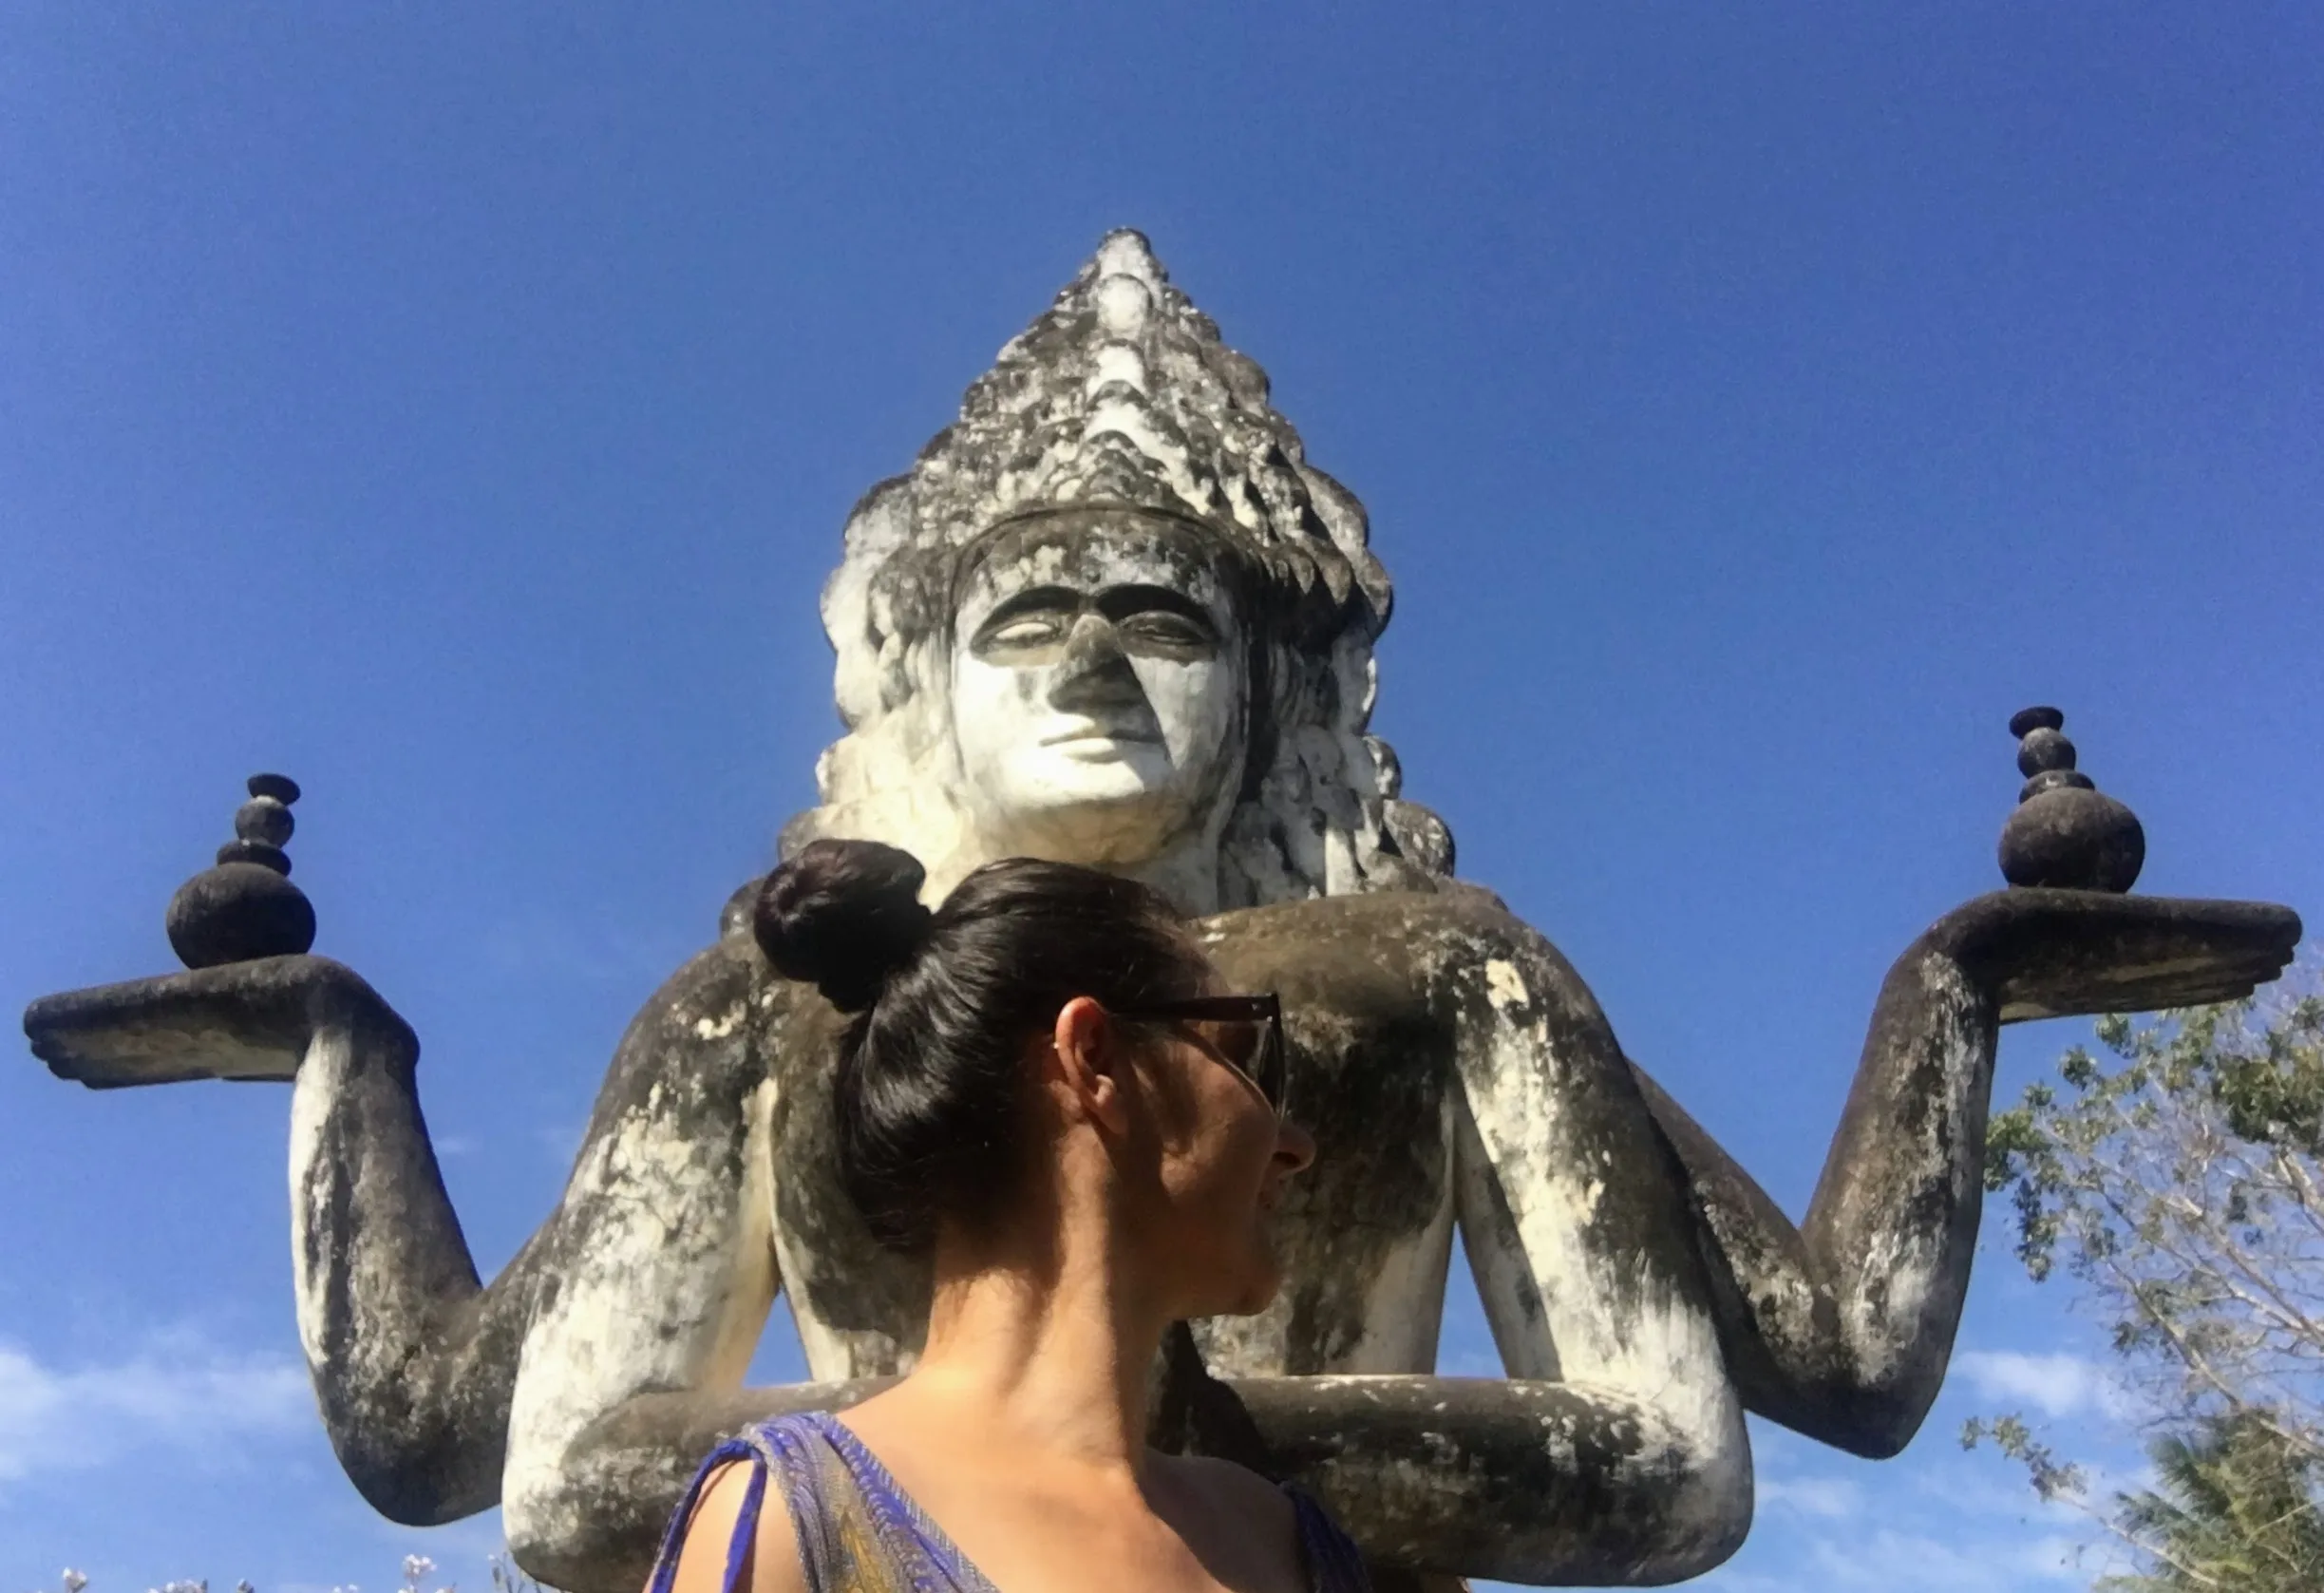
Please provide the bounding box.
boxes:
[63,1574,88,1593]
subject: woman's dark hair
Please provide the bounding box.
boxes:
[754,839,1208,1254]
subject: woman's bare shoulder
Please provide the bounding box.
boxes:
[1161,1451,1294,1513]
[660,1457,806,1593]
[1151,1452,1302,1582]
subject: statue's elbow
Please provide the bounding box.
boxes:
[503,1473,617,1593]
[504,1487,671,1593]
[1738,1352,1937,1460]
[310,1354,509,1525]
[1838,1418,1916,1461]
[503,1427,683,1593]
[1540,1416,1751,1585]
[331,1432,501,1527]
[1640,1435,1753,1584]
[1755,1406,1918,1462]
[1813,1375,1940,1461]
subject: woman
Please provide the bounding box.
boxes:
[645,838,1368,1593]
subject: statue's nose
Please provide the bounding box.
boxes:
[1049,613,1146,714]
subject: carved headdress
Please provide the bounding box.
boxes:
[793,230,1452,907]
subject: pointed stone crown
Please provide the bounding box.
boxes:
[841,230,1390,637]
[809,232,1448,909]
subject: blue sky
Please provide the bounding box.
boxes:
[3,5,2318,1589]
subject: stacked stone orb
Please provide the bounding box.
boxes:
[164,772,317,968]
[1997,707,2145,893]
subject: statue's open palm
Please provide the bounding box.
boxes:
[1924,888,2298,1024]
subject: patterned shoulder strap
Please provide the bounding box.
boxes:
[1287,1486,1375,1593]
[643,1413,851,1593]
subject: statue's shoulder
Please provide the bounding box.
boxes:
[1196,880,1568,994]
[603,880,803,1071]
[577,907,845,1134]
[1198,879,1522,946]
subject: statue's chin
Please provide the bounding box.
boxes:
[996,737,1178,789]
[967,780,1209,873]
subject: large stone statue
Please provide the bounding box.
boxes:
[27,233,2299,1591]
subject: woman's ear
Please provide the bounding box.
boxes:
[1049,996,1133,1134]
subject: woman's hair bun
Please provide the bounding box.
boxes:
[754,839,934,1013]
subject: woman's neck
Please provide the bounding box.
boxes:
[905,1197,1168,1478]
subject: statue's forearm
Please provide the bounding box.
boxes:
[27,956,535,1521]
[1803,941,1997,1381]
[304,934,784,1541]
[1651,890,2298,1458]
[1636,939,1996,1458]
[290,1004,544,1523]
[1226,1374,1742,1584]
[1796,942,1996,1448]
[504,1370,1736,1592]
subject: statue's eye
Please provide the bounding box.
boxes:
[984,616,1066,649]
[1116,612,1213,651]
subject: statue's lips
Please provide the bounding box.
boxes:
[1037,725,1164,755]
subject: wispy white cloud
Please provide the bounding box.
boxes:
[1803,1524,2083,1588]
[1688,1518,2082,1593]
[1955,1349,2134,1421]
[0,1332,311,1485]
[1678,1414,2120,1593]
[1756,1470,1861,1520]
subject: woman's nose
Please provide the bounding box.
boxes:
[1274,1117,1317,1175]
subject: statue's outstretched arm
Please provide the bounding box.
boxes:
[28,955,531,1520]
[1629,888,2299,1459]
[26,935,786,1541]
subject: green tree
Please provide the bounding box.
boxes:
[2102,1412,2324,1590]
[1968,962,2324,1591]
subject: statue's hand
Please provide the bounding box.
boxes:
[25,955,413,1088]
[1920,889,2301,1024]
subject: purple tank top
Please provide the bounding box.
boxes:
[645,1411,1373,1593]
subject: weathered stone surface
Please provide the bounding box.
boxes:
[789,229,1440,914]
[28,956,404,1088]
[1998,709,2145,892]
[2014,726,2074,777]
[166,860,314,966]
[2001,785,2145,890]
[236,795,295,846]
[163,774,316,967]
[21,235,2304,1589]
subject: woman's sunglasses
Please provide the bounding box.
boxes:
[1112,994,1288,1120]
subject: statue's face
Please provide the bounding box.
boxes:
[949,511,1248,872]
